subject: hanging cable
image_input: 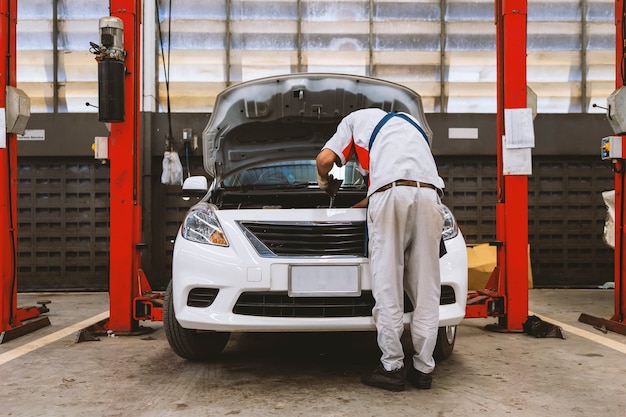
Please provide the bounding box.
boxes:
[156,0,191,184]
[155,0,173,150]
[185,141,191,179]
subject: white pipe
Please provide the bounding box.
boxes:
[141,0,157,113]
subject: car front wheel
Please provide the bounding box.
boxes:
[433,325,456,362]
[163,281,230,361]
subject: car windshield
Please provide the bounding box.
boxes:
[222,160,367,188]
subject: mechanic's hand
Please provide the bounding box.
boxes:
[318,173,343,197]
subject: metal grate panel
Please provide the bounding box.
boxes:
[439,156,615,288]
[17,158,110,291]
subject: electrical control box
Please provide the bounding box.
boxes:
[601,135,626,160]
[6,86,30,135]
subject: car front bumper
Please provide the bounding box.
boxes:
[172,208,468,332]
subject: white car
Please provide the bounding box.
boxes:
[164,73,468,362]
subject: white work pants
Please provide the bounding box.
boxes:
[367,185,444,374]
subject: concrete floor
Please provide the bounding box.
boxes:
[1,289,625,417]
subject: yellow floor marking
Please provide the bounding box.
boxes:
[0,311,109,366]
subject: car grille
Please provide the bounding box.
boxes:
[232,286,456,318]
[238,221,366,257]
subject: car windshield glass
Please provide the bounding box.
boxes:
[223,160,366,188]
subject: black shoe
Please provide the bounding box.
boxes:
[407,367,432,389]
[361,365,405,392]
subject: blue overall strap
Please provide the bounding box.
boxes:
[368,112,397,150]
[393,113,430,146]
[368,111,430,151]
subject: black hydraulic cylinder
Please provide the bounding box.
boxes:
[98,59,125,122]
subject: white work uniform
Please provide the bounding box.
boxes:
[322,108,445,374]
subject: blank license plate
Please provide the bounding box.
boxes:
[289,265,360,297]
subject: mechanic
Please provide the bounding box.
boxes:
[316,107,445,392]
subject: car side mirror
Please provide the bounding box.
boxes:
[182,176,208,201]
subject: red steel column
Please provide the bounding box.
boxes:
[105,0,143,332]
[495,0,529,330]
[0,0,18,332]
[612,0,626,323]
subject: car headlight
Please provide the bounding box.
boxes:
[181,203,229,246]
[441,205,459,241]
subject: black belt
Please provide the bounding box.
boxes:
[374,180,438,194]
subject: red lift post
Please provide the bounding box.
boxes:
[106,0,144,333]
[578,0,626,335]
[95,0,161,334]
[466,0,530,331]
[608,0,626,331]
[0,0,51,343]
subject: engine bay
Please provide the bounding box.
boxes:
[213,188,367,210]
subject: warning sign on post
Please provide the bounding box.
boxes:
[502,135,532,175]
[504,108,535,149]
[503,108,535,175]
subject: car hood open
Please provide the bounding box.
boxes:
[202,73,433,179]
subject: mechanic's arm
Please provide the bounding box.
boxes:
[316,149,343,197]
[316,148,338,179]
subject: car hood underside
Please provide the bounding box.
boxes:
[202,73,432,179]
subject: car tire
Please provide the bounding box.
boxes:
[433,325,456,362]
[163,281,230,361]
